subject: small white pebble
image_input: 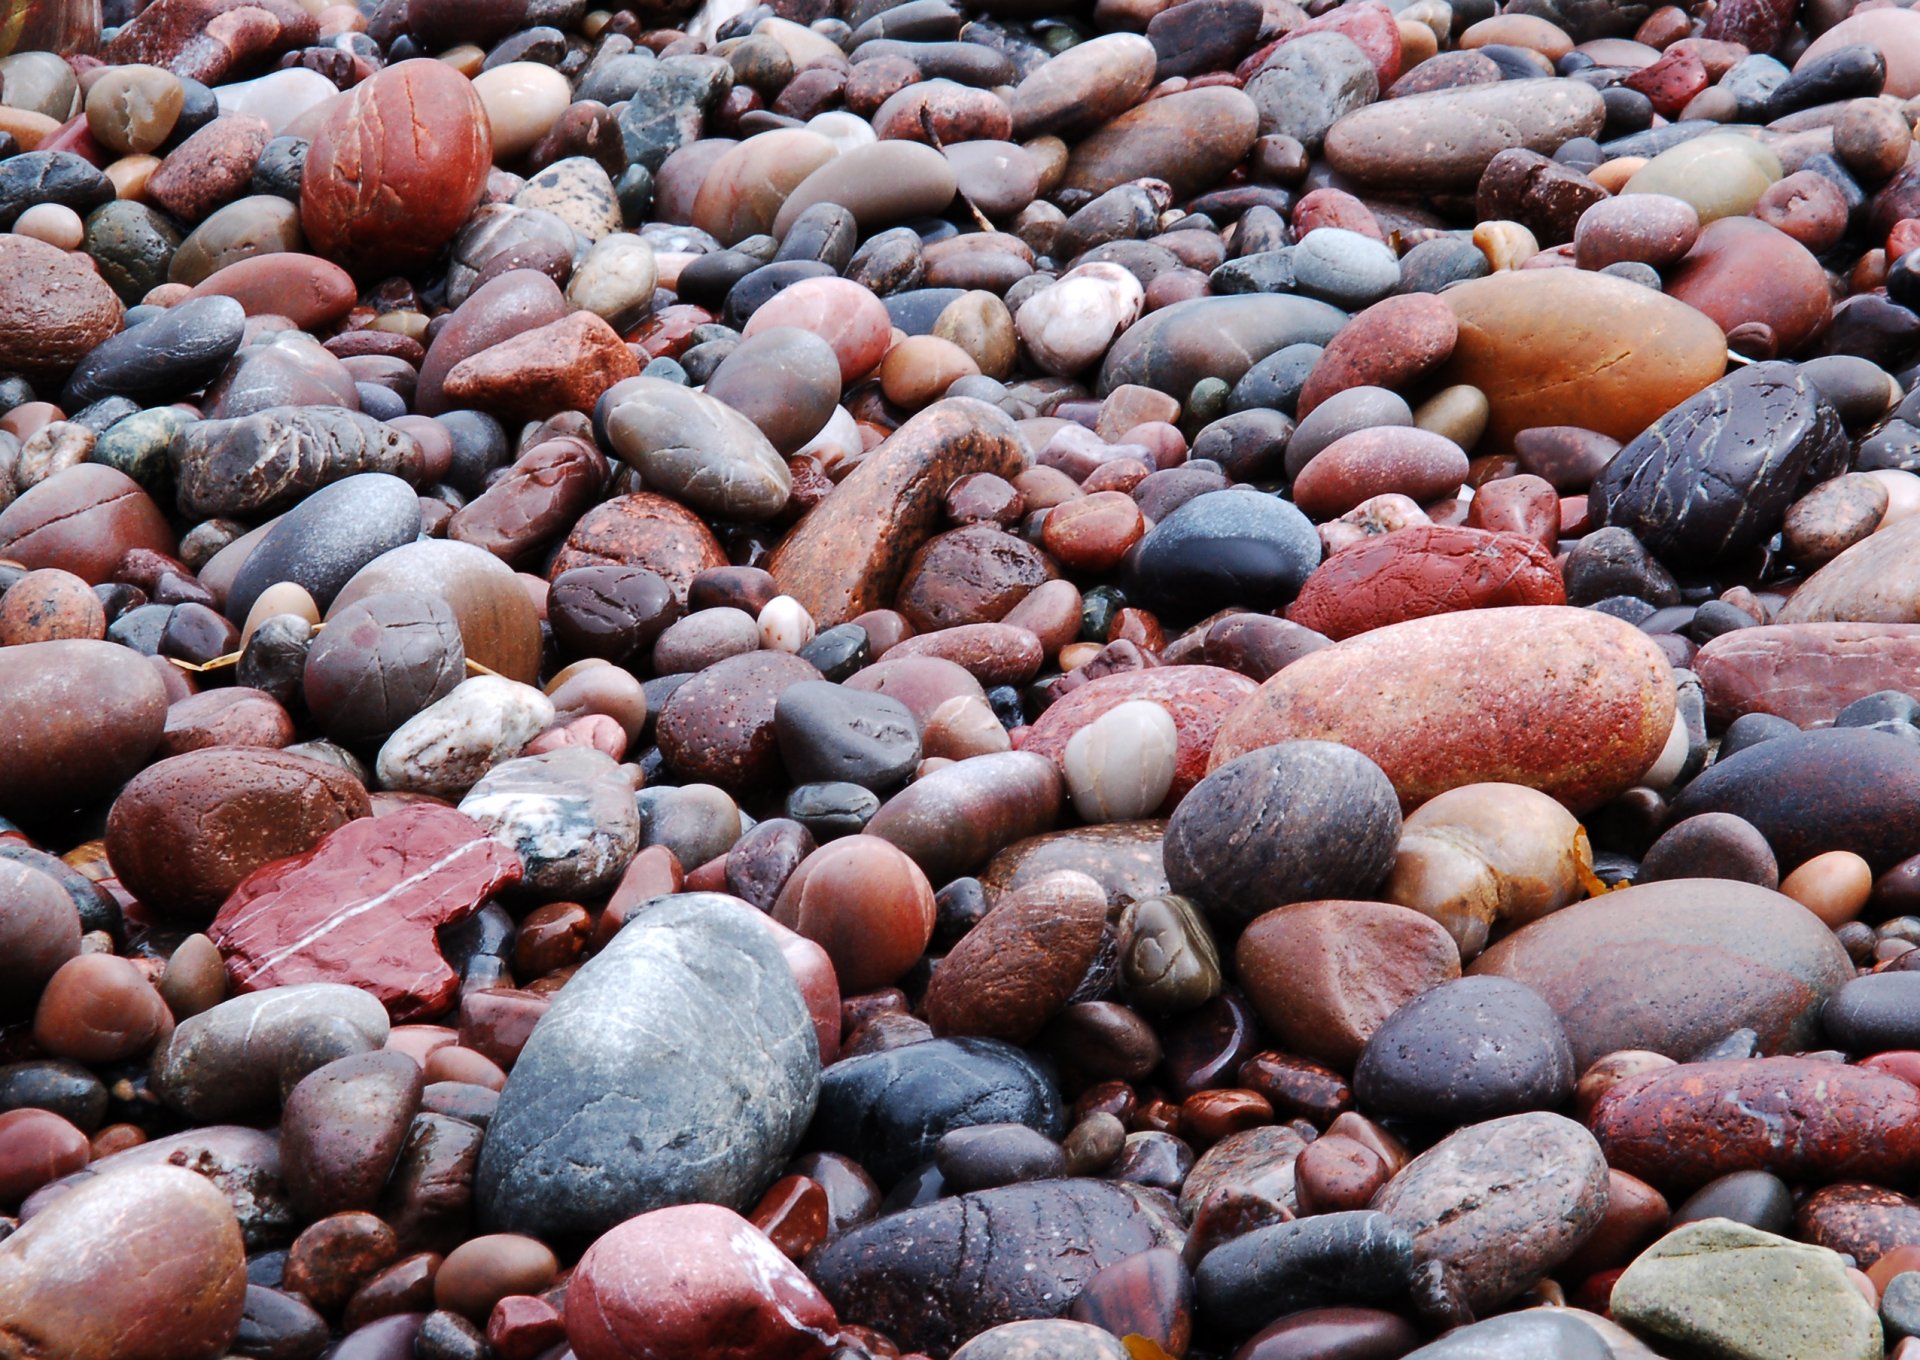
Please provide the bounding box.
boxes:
[758,595,815,653]
[13,204,84,251]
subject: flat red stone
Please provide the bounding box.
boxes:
[1695,622,1920,729]
[209,805,522,1022]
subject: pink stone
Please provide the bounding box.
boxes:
[742,278,892,385]
[1695,623,1920,729]
[566,1205,838,1360]
[209,805,523,1022]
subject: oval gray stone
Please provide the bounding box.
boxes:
[474,893,820,1247]
[602,375,793,521]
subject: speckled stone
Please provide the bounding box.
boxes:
[457,748,639,897]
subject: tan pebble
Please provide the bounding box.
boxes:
[1780,850,1873,928]
[1591,157,1647,192]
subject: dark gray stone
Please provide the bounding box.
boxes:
[474,893,819,1246]
[809,1179,1184,1356]
[1194,1211,1415,1335]
[150,983,390,1122]
[225,472,423,623]
[1127,489,1321,618]
[61,295,245,409]
[774,680,922,790]
[169,406,423,519]
[1825,972,1920,1054]
[1164,740,1401,927]
[1355,977,1576,1124]
[807,1036,1063,1185]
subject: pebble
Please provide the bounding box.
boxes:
[475,895,819,1245]
[1214,606,1675,812]
[1372,1112,1610,1313]
[1,0,1919,1351]
[1612,1219,1884,1360]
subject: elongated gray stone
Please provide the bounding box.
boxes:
[601,376,792,522]
[474,893,820,1246]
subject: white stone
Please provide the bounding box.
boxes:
[472,62,572,162]
[1063,699,1178,822]
[376,675,555,798]
[1015,262,1144,377]
[214,68,339,134]
[758,595,816,653]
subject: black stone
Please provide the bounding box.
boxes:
[1355,977,1575,1124]
[1194,1211,1416,1336]
[774,680,921,790]
[807,1036,1063,1185]
[1126,489,1320,618]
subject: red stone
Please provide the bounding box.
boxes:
[1019,664,1258,811]
[100,0,317,83]
[1695,623,1920,729]
[566,1205,837,1360]
[1589,1057,1920,1194]
[1621,47,1709,118]
[209,805,523,1022]
[300,60,492,279]
[488,1295,566,1360]
[1297,294,1458,418]
[1465,474,1560,551]
[748,1175,831,1262]
[1291,428,1470,520]
[1286,525,1565,640]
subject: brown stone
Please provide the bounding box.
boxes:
[657,649,821,789]
[1236,899,1461,1069]
[548,492,727,605]
[895,524,1056,633]
[1324,79,1604,191]
[980,822,1170,908]
[691,130,841,246]
[329,539,542,684]
[1471,878,1854,1067]
[0,639,168,826]
[1062,88,1260,200]
[1212,605,1675,812]
[1434,269,1727,454]
[769,399,1028,628]
[105,747,371,922]
[0,1165,246,1359]
[1292,429,1470,520]
[1778,513,1920,625]
[0,567,106,645]
[1796,1183,1920,1270]
[925,870,1109,1043]
[146,115,273,221]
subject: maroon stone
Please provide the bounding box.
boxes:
[1287,525,1565,640]
[208,805,523,1021]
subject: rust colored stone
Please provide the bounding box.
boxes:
[1212,605,1675,812]
[548,492,727,605]
[770,399,1028,628]
[925,870,1109,1043]
[1695,623,1920,729]
[1297,294,1459,416]
[1590,1057,1920,1194]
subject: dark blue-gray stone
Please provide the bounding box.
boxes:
[809,1179,1184,1356]
[807,1036,1063,1185]
[1097,294,1347,398]
[474,893,820,1247]
[0,152,113,230]
[1127,489,1320,617]
[61,295,245,409]
[1195,1210,1416,1334]
[224,472,423,624]
[775,680,921,790]
[1355,976,1576,1124]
